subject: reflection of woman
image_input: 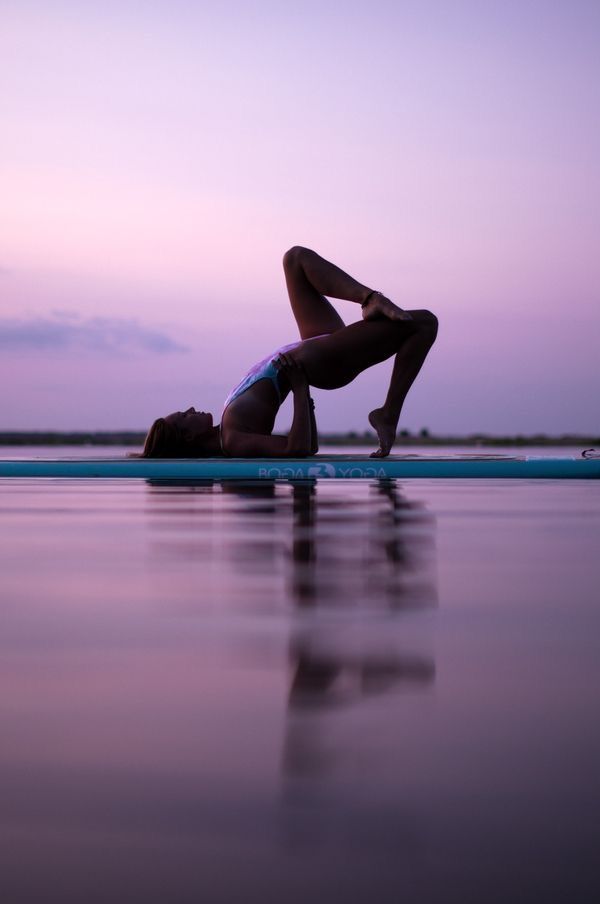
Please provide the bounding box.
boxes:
[143,247,438,459]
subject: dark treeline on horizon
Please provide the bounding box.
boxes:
[0,432,147,446]
[0,431,598,448]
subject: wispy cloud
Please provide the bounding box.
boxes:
[0,312,189,355]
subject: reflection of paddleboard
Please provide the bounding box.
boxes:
[0,454,599,479]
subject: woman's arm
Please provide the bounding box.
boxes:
[286,379,313,455]
[228,389,311,457]
[308,396,319,455]
[225,357,313,458]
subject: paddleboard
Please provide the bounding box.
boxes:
[0,454,599,479]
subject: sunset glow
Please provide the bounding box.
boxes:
[2,0,598,433]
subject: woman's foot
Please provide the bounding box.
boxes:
[362,292,412,323]
[368,408,397,458]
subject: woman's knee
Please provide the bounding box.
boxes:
[283,245,311,271]
[414,310,439,343]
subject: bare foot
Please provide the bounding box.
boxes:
[362,292,412,323]
[368,408,397,458]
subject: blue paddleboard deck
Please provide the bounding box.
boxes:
[0,455,598,479]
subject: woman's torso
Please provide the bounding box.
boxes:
[220,334,328,437]
[220,340,299,437]
[222,339,303,413]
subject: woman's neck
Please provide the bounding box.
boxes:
[208,424,223,456]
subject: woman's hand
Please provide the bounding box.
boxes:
[273,352,308,391]
[362,291,413,322]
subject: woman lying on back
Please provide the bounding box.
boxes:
[143,247,438,459]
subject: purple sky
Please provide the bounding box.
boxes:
[2,0,599,433]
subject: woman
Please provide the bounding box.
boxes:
[143,246,438,459]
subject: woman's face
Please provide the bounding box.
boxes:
[164,407,213,439]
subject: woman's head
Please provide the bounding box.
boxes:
[143,407,221,458]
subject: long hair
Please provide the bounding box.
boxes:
[142,418,186,458]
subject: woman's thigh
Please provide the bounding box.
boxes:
[296,318,416,389]
[283,248,345,339]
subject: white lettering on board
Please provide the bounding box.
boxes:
[257,464,388,479]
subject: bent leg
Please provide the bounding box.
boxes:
[283,246,373,340]
[296,311,435,386]
[297,310,439,456]
[369,313,438,457]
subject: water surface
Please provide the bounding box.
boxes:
[1,451,598,902]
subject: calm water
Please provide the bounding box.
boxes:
[1,447,599,903]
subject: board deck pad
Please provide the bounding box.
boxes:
[0,454,599,479]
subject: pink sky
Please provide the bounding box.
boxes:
[1,0,599,433]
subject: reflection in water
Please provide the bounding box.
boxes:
[3,476,600,901]
[145,478,437,707]
[287,478,436,611]
[147,478,437,809]
[283,479,436,709]
[279,480,436,849]
[144,477,437,618]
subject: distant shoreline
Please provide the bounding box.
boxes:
[0,431,598,448]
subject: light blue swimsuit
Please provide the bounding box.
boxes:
[223,340,304,413]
